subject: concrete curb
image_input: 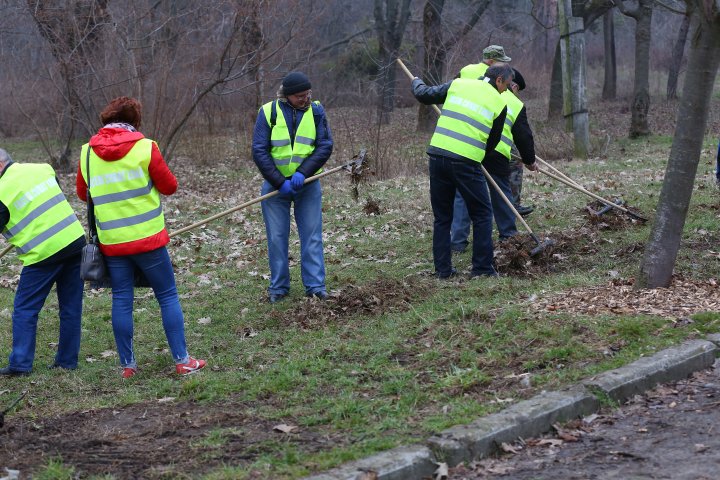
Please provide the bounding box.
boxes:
[304,338,719,479]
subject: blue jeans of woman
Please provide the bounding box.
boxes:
[261,180,326,296]
[429,155,495,277]
[105,247,188,369]
[9,255,83,372]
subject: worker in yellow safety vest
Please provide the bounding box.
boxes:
[0,148,86,376]
[411,64,515,279]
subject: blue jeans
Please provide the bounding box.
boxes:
[429,155,495,277]
[452,172,518,242]
[261,180,326,296]
[105,247,189,369]
[9,255,83,372]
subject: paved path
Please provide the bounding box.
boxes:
[448,361,720,480]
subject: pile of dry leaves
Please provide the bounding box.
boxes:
[531,277,720,319]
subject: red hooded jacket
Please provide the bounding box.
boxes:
[77,128,178,256]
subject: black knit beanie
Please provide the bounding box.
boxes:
[282,72,312,96]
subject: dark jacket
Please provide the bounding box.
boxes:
[483,105,536,176]
[252,100,334,189]
[411,78,506,163]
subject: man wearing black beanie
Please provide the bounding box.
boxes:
[251,72,334,304]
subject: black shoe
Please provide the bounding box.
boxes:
[307,291,328,300]
[435,268,458,279]
[268,293,288,304]
[0,367,30,377]
[515,205,534,216]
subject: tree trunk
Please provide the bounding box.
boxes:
[667,12,690,100]
[548,40,563,119]
[636,9,720,288]
[621,0,653,138]
[602,9,617,100]
[374,0,412,124]
[417,0,444,133]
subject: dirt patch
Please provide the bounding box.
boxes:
[532,276,720,320]
[274,277,435,330]
[448,364,720,480]
[0,397,350,479]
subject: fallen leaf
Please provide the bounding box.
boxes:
[434,462,448,480]
[695,443,709,453]
[197,317,212,325]
[100,350,116,358]
[273,423,298,433]
[355,470,378,480]
[157,397,176,403]
[500,442,521,454]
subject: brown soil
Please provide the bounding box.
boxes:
[0,397,350,479]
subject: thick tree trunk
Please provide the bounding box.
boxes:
[417,0,444,133]
[602,9,617,100]
[637,10,720,288]
[548,40,563,119]
[628,0,653,138]
[667,13,690,100]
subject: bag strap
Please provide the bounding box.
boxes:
[85,147,98,240]
[270,99,277,128]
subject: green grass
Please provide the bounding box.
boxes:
[0,121,719,478]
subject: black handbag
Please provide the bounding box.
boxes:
[79,147,150,288]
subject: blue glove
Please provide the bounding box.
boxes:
[290,172,306,190]
[278,180,295,196]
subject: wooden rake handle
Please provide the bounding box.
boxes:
[536,166,647,221]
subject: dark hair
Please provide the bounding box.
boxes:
[100,96,142,128]
[484,64,514,86]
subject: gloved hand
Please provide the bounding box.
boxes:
[278,180,295,196]
[290,172,306,190]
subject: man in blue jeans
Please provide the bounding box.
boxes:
[0,148,86,376]
[252,72,333,303]
[411,64,513,278]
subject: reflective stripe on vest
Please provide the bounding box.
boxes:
[459,62,488,80]
[429,79,505,163]
[261,100,319,177]
[79,139,165,246]
[0,163,85,265]
[495,90,525,160]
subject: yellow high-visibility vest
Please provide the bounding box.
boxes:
[261,100,321,177]
[429,79,506,163]
[0,163,84,265]
[79,139,165,246]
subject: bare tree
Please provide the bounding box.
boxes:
[616,0,654,138]
[416,0,491,132]
[667,10,690,99]
[636,1,720,288]
[26,0,111,170]
[602,8,617,100]
[374,0,412,124]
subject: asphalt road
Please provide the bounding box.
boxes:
[448,361,720,480]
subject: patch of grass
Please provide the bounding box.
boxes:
[34,458,75,480]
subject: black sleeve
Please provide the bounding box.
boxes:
[486,107,507,154]
[412,78,452,105]
[511,107,536,165]
[0,201,8,231]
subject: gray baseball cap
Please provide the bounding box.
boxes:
[482,45,511,62]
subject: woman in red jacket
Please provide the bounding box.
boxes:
[77,97,206,379]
